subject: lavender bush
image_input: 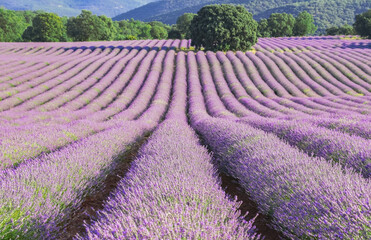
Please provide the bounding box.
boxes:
[192,117,370,239]
[78,120,260,240]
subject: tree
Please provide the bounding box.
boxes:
[190,4,258,51]
[339,24,356,35]
[176,13,196,39]
[98,15,117,40]
[293,11,317,36]
[326,24,356,36]
[354,9,371,39]
[149,21,168,39]
[0,8,28,42]
[67,10,115,41]
[22,12,66,42]
[150,25,168,39]
[257,18,270,38]
[326,26,340,36]
[137,23,152,39]
[115,19,167,40]
[168,27,182,39]
[267,13,296,37]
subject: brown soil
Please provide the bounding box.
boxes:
[219,172,286,240]
[57,133,150,239]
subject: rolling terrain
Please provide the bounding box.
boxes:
[0,37,370,239]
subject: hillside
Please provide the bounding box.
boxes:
[113,0,371,34]
[0,0,155,17]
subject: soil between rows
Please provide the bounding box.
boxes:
[219,172,285,240]
[57,130,283,239]
[58,133,151,239]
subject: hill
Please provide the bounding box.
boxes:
[0,0,155,17]
[113,0,371,34]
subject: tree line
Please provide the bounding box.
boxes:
[0,8,170,42]
[0,6,370,43]
[162,8,370,41]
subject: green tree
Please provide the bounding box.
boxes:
[0,8,28,42]
[326,26,340,36]
[98,15,117,40]
[257,18,270,38]
[293,11,317,36]
[150,26,168,39]
[339,24,356,35]
[190,4,258,51]
[67,10,115,41]
[168,27,182,39]
[115,19,152,40]
[354,9,371,39]
[22,12,66,42]
[267,13,296,37]
[149,21,169,39]
[176,13,196,39]
[326,24,356,36]
[137,23,152,39]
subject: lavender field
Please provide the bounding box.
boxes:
[0,37,370,239]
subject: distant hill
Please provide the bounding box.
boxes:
[0,0,156,17]
[113,0,371,34]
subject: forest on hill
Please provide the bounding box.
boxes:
[114,0,371,34]
[0,0,154,17]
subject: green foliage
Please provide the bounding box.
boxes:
[326,24,356,36]
[0,7,170,42]
[267,13,296,37]
[125,35,137,40]
[176,13,196,39]
[149,21,169,39]
[67,10,116,41]
[257,18,270,38]
[120,0,371,35]
[190,4,258,52]
[150,25,168,39]
[22,12,67,42]
[168,27,182,39]
[354,9,371,39]
[115,19,169,40]
[0,8,28,42]
[293,11,317,36]
[98,15,117,40]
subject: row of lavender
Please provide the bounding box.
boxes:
[0,52,263,239]
[0,40,369,174]
[77,49,370,239]
[0,50,179,238]
[78,52,260,238]
[0,38,370,239]
[1,46,369,105]
[0,39,369,115]
[185,50,370,239]
[0,39,369,174]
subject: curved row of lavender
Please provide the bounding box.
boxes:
[1,38,369,122]
[0,47,178,238]
[0,45,176,237]
[0,37,370,239]
[192,118,370,239]
[239,116,371,178]
[0,121,149,239]
[186,49,370,239]
[79,119,259,239]
[78,52,260,239]
[0,48,169,167]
